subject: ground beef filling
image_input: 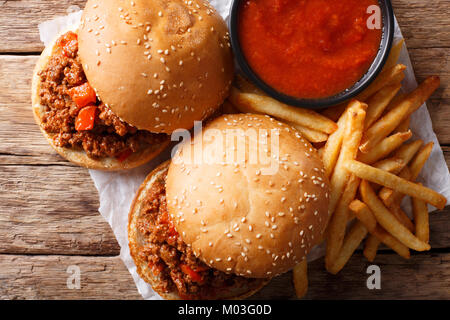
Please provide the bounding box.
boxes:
[38,31,166,159]
[137,170,256,299]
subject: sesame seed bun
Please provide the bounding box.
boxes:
[31,27,169,171]
[78,0,234,133]
[166,114,330,278]
[128,161,268,299]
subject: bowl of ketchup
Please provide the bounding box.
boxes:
[229,0,394,109]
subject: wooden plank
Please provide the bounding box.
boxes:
[0,0,448,53]
[1,53,449,160]
[0,165,120,255]
[392,0,450,49]
[0,51,448,255]
[1,253,448,299]
[253,252,450,300]
[0,159,448,254]
[409,48,449,99]
[0,255,141,300]
[0,0,87,53]
[429,100,450,146]
[0,55,86,165]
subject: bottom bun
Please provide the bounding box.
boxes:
[128,161,269,300]
[31,28,168,171]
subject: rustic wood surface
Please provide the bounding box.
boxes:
[0,0,449,300]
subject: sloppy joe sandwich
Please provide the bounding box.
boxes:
[31,0,234,170]
[128,114,331,299]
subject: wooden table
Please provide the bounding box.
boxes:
[0,0,449,300]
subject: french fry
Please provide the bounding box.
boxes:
[379,167,411,206]
[349,200,377,232]
[363,235,381,262]
[409,142,434,179]
[412,183,430,243]
[329,102,367,213]
[373,157,405,173]
[372,226,411,259]
[325,175,360,271]
[377,169,415,233]
[385,92,407,113]
[359,180,431,251]
[292,259,308,299]
[379,142,432,206]
[383,39,405,72]
[346,160,446,209]
[394,115,411,133]
[285,120,328,143]
[328,221,368,274]
[365,83,402,128]
[357,64,406,101]
[390,203,415,232]
[322,109,348,178]
[359,76,440,153]
[349,200,411,259]
[357,130,412,164]
[321,64,406,122]
[390,140,423,172]
[229,88,338,134]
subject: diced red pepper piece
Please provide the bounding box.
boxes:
[68,82,97,108]
[150,263,164,276]
[116,149,133,162]
[192,265,209,272]
[56,31,78,57]
[180,264,204,283]
[75,105,97,131]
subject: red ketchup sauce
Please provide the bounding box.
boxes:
[238,0,382,98]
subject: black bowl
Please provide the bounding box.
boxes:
[229,0,395,109]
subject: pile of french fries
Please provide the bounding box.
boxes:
[225,39,446,299]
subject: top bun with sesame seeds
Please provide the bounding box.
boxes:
[78,0,234,134]
[165,113,330,278]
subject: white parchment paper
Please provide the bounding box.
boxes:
[38,1,450,300]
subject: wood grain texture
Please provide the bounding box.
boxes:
[391,0,450,49]
[1,253,448,300]
[254,253,450,300]
[0,0,448,52]
[0,165,120,255]
[0,255,141,300]
[0,0,87,53]
[0,160,447,255]
[0,0,448,300]
[1,53,448,144]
